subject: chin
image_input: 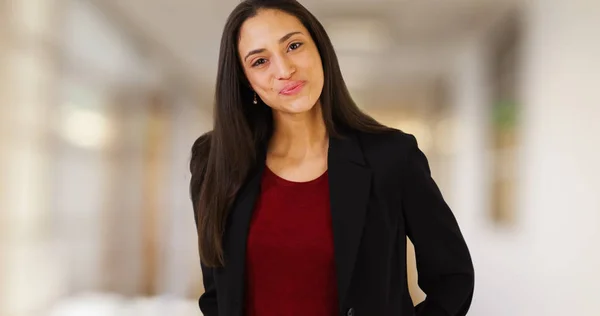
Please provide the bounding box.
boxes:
[281,97,318,114]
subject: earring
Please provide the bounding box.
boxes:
[253,92,258,104]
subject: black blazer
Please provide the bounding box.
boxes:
[191,129,474,316]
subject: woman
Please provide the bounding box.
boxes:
[189,0,474,315]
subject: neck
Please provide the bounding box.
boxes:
[268,102,328,159]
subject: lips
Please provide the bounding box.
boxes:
[279,81,305,95]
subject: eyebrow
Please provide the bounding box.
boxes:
[243,31,303,62]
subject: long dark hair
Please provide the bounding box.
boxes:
[190,0,392,267]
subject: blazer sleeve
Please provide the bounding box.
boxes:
[190,133,219,316]
[198,262,219,316]
[400,134,474,316]
[193,207,218,316]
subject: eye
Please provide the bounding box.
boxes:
[251,58,267,67]
[288,42,303,51]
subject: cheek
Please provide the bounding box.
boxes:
[248,73,274,93]
[308,61,324,90]
[303,53,324,82]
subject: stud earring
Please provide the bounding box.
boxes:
[253,93,258,104]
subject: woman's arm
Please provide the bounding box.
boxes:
[198,263,219,316]
[400,134,474,316]
[193,204,219,316]
[190,133,219,316]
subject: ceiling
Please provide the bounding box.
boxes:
[92,0,518,98]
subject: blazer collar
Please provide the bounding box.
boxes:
[222,131,372,314]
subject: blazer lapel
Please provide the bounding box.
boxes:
[328,132,372,308]
[222,155,265,314]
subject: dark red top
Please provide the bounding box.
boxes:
[245,167,339,316]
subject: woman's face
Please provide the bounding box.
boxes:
[238,9,324,115]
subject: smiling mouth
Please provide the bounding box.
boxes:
[279,81,305,96]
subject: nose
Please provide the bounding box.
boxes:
[273,55,295,80]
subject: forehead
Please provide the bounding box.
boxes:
[238,9,308,49]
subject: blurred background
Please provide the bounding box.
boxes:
[1,0,599,315]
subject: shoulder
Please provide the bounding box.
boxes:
[190,130,213,172]
[342,129,421,194]
[191,130,213,154]
[351,128,424,183]
[189,130,213,211]
[355,128,418,160]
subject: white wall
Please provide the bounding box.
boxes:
[451,1,600,315]
[56,0,154,294]
[158,93,212,297]
[449,34,530,316]
[1,0,66,314]
[518,0,600,314]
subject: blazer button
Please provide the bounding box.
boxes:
[346,308,355,316]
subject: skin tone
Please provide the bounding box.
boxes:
[238,9,328,182]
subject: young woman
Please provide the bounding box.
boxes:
[189,1,474,315]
